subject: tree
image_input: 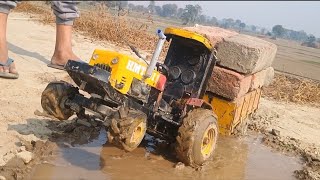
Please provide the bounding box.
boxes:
[225,18,235,27]
[104,1,128,9]
[250,25,257,32]
[288,30,308,41]
[128,3,135,10]
[235,19,241,24]
[148,1,155,13]
[161,4,178,17]
[204,15,211,24]
[302,34,319,48]
[272,25,286,37]
[260,28,267,35]
[209,16,218,25]
[154,6,162,16]
[266,31,272,36]
[307,34,316,43]
[220,18,235,29]
[176,8,184,18]
[134,5,147,12]
[180,4,202,25]
[198,15,206,24]
[234,19,241,29]
[102,1,128,16]
[239,22,246,31]
[194,4,202,16]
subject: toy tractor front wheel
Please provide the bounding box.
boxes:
[41,81,77,120]
[107,110,147,152]
[175,108,218,167]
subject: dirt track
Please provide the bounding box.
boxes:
[0,12,319,180]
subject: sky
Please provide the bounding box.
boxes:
[131,1,319,37]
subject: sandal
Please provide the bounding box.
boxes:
[0,58,19,79]
[47,60,85,71]
[47,63,65,70]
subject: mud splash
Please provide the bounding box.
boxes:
[25,125,302,180]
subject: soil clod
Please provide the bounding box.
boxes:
[271,129,280,136]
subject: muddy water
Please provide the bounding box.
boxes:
[28,129,302,180]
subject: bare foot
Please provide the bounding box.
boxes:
[50,50,80,66]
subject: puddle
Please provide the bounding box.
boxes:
[28,129,302,180]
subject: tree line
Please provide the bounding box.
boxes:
[272,25,319,43]
[128,2,256,33]
[85,1,319,43]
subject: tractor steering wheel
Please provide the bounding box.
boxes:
[156,62,169,77]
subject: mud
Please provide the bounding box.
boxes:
[0,140,57,180]
[0,118,102,180]
[261,134,320,180]
[249,98,320,180]
[0,118,302,180]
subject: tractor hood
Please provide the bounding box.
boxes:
[164,27,213,50]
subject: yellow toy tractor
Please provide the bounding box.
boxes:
[41,28,218,167]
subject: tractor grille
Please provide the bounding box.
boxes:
[95,63,111,72]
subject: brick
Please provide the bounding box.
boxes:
[183,25,238,47]
[250,67,274,91]
[216,34,277,74]
[206,66,252,100]
[264,67,275,86]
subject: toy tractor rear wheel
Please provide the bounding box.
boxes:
[107,110,147,152]
[41,81,77,120]
[175,108,218,167]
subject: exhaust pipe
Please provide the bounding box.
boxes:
[144,29,166,79]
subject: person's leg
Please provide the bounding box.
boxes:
[0,1,17,75]
[51,24,80,66]
[50,1,80,66]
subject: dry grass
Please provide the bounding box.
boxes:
[15,2,169,56]
[14,2,55,24]
[263,73,320,107]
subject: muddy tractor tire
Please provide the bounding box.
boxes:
[107,110,147,152]
[41,81,77,120]
[175,108,218,167]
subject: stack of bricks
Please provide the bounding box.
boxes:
[184,25,277,100]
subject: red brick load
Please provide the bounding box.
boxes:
[207,66,274,100]
[206,66,252,100]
